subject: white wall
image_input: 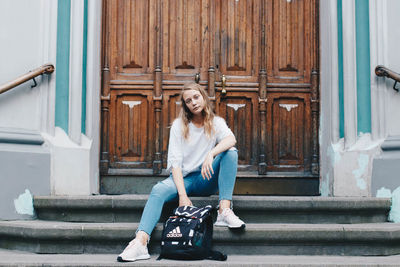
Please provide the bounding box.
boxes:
[0,0,54,131]
[0,0,102,196]
[0,0,56,218]
[386,0,400,135]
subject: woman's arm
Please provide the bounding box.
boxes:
[167,120,191,206]
[172,167,193,206]
[202,135,236,180]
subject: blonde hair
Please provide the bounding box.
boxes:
[179,82,214,140]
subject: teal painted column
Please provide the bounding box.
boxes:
[337,0,345,138]
[55,0,71,133]
[81,0,88,134]
[355,0,371,134]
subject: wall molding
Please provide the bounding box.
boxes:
[0,127,44,145]
[381,136,400,151]
[69,0,84,144]
[369,0,388,140]
[319,0,339,196]
[86,0,102,194]
[38,0,58,136]
[342,0,358,148]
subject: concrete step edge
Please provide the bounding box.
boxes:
[1,221,400,242]
[33,195,391,210]
[1,249,400,267]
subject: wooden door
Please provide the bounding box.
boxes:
[101,0,319,192]
[264,0,319,174]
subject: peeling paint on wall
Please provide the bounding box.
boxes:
[331,134,383,196]
[330,141,343,165]
[389,187,400,223]
[377,186,400,223]
[320,172,330,196]
[352,154,369,190]
[376,187,392,198]
[14,189,34,216]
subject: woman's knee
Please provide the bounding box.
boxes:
[150,179,177,200]
[223,149,238,162]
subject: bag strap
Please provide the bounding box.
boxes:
[157,250,227,261]
[206,250,227,261]
[173,205,212,219]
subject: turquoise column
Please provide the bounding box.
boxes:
[55,0,71,132]
[355,0,371,134]
[81,0,88,134]
[337,0,345,138]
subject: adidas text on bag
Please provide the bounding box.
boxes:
[158,205,227,261]
[166,226,183,238]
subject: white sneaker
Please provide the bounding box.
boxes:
[214,208,245,229]
[117,239,150,262]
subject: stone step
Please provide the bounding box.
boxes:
[34,195,391,224]
[1,248,400,267]
[100,170,320,195]
[1,220,400,256]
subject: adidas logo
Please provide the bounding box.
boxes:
[166,226,182,238]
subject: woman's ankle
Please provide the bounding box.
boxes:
[135,231,149,246]
[219,199,231,213]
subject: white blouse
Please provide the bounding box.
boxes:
[167,116,234,177]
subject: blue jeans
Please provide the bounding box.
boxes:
[137,149,238,236]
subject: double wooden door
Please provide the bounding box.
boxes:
[101,0,319,182]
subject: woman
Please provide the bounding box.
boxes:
[117,82,245,262]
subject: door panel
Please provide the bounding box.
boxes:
[266,0,312,83]
[118,0,150,73]
[217,0,260,77]
[161,0,210,79]
[109,91,154,168]
[113,0,156,79]
[215,92,259,168]
[266,92,311,171]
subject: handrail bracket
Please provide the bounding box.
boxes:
[393,81,399,92]
[375,65,400,93]
[31,77,38,88]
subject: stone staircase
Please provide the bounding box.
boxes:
[0,195,398,259]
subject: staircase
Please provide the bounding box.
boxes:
[0,195,398,259]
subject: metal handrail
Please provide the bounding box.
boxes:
[0,63,55,95]
[375,65,400,92]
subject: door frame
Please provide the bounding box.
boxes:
[95,0,338,195]
[319,0,340,197]
[82,0,102,193]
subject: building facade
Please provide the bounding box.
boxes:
[0,0,399,220]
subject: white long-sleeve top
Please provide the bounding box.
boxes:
[167,116,234,177]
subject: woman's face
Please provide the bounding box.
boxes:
[182,89,205,116]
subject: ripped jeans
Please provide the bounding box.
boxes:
[136,149,238,236]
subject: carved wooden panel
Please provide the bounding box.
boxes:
[119,0,149,72]
[215,92,259,168]
[109,91,154,168]
[266,0,312,83]
[216,0,260,78]
[107,0,157,80]
[162,0,210,77]
[266,92,311,171]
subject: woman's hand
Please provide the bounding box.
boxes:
[179,195,193,207]
[201,152,214,180]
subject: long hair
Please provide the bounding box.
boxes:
[179,82,215,140]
